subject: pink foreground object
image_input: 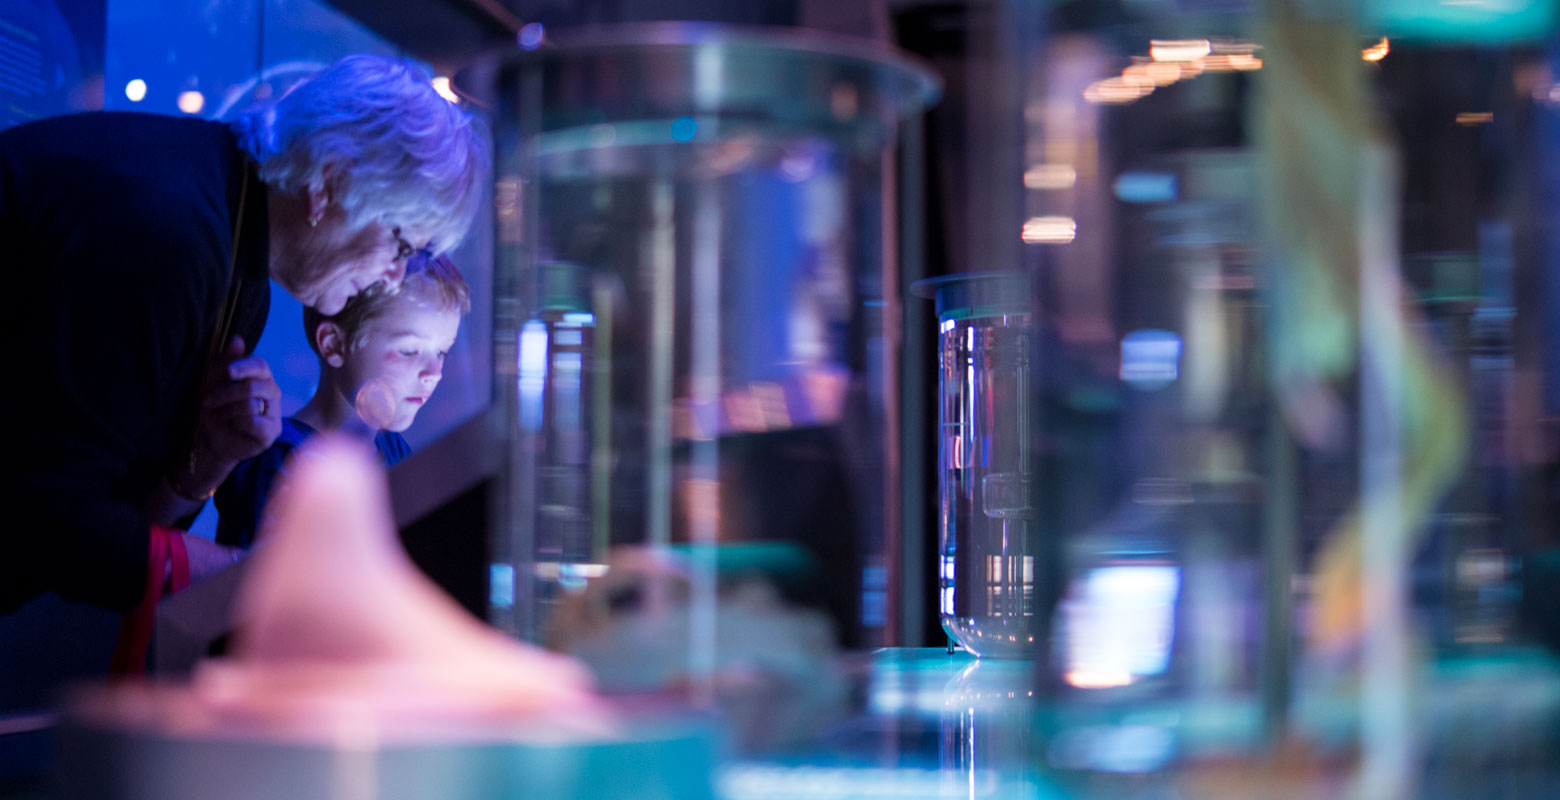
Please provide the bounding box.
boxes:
[81,435,610,743]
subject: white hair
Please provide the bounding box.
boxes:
[231,53,487,254]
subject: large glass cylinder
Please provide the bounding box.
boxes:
[485,24,939,655]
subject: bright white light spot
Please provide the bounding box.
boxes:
[124,79,146,102]
[1065,670,1134,689]
[176,91,204,115]
[1150,39,1211,62]
[1022,215,1077,244]
[1061,565,1181,689]
[431,76,458,104]
[1363,37,1390,62]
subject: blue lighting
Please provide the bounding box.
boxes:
[1120,328,1182,391]
[489,563,515,608]
[518,320,549,430]
[670,115,697,142]
[1113,171,1178,204]
[518,22,545,50]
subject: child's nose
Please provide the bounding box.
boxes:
[421,358,443,382]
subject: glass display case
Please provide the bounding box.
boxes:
[479,22,939,679]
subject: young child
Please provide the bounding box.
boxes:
[215,252,470,548]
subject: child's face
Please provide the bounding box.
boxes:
[342,293,462,432]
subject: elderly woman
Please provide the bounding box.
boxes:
[0,53,486,643]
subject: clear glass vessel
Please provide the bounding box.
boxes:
[479,24,939,654]
[915,273,1036,658]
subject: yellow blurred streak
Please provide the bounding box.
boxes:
[1121,63,1159,88]
[1024,163,1077,190]
[1084,77,1149,104]
[1228,53,1262,71]
[1362,37,1389,62]
[1145,61,1184,85]
[1202,54,1237,72]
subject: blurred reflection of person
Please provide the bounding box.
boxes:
[0,54,487,680]
[215,252,470,550]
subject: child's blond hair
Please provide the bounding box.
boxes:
[303,251,470,354]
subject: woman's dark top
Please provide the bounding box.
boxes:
[215,417,411,549]
[0,111,271,613]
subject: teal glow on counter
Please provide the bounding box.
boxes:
[1364,0,1557,43]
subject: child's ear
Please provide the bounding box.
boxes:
[316,322,348,368]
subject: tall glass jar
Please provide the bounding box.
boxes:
[915,273,1035,658]
[479,24,939,659]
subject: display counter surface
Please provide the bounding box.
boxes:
[719,648,1040,799]
[8,645,1560,799]
[716,645,1560,799]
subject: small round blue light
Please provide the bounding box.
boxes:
[670,115,697,142]
[518,22,545,50]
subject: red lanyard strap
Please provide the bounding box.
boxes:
[110,526,190,677]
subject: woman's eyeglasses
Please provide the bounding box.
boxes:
[391,227,418,261]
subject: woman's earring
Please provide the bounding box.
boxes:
[309,216,320,228]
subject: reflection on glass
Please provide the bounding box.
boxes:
[523,262,597,626]
[940,658,1034,793]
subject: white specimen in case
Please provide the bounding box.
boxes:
[188,434,609,740]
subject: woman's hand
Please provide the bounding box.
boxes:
[150,338,283,525]
[180,337,283,495]
[177,532,246,587]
